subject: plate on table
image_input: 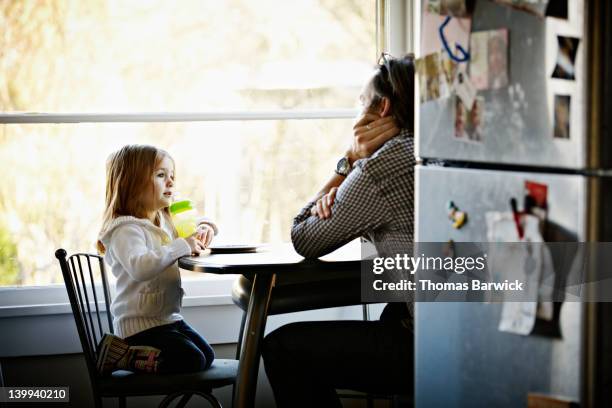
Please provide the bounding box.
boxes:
[208,244,260,254]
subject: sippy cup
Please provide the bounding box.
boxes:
[169,199,198,238]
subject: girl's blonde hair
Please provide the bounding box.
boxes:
[97,145,175,254]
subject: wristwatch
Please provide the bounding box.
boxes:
[335,156,352,177]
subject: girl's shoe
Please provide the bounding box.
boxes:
[117,345,161,374]
[96,333,129,375]
[96,333,162,375]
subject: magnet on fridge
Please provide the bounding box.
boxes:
[447,201,468,229]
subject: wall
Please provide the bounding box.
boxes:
[0,302,387,407]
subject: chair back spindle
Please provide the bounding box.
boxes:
[55,249,113,381]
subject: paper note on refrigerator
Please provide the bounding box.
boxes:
[486,212,554,334]
[469,29,509,91]
[421,10,472,57]
[453,65,477,109]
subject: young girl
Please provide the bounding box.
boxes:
[96,144,217,375]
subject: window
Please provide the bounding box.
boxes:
[0,0,379,287]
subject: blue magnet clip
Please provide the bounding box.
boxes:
[439,16,470,63]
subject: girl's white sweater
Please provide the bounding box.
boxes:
[99,215,193,338]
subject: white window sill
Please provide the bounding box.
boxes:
[0,274,238,318]
[0,295,235,318]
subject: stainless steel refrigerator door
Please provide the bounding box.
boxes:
[417,0,586,169]
[415,165,586,407]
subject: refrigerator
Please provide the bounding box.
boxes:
[414,0,612,406]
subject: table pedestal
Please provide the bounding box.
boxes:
[233,272,276,408]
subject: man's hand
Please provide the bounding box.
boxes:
[346,114,399,165]
[310,187,338,219]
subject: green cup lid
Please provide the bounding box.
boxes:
[169,199,194,215]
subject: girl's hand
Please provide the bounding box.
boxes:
[185,235,205,256]
[195,224,215,248]
[310,187,338,219]
[346,114,399,164]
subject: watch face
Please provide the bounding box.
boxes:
[336,157,350,175]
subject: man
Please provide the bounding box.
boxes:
[262,55,416,408]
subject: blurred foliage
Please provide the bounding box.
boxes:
[0,222,19,285]
[0,0,375,286]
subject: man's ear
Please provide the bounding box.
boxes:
[379,97,391,117]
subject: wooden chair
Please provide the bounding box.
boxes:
[55,249,237,408]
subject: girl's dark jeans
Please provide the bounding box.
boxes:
[125,320,215,374]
